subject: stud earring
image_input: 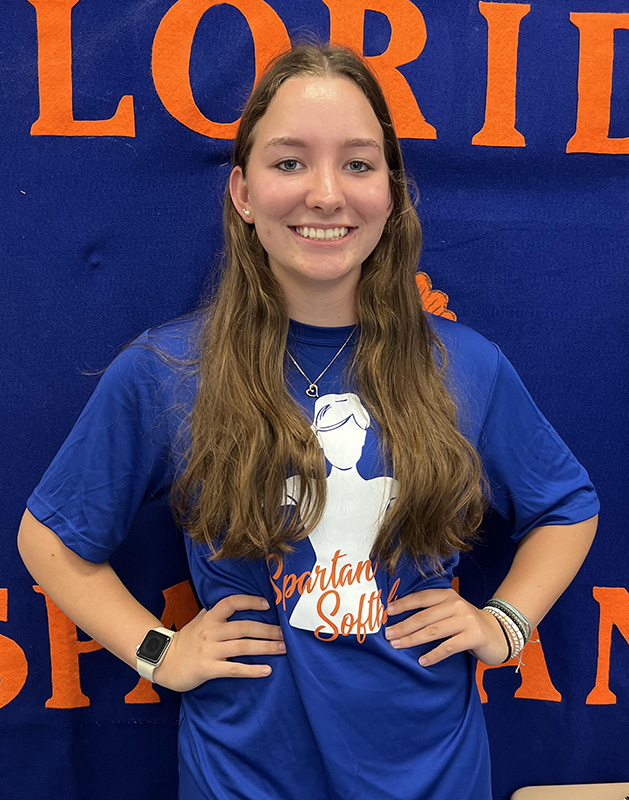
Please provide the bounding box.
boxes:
[242,208,251,217]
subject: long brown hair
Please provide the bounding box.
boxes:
[172,44,485,572]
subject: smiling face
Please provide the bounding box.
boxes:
[229,75,393,323]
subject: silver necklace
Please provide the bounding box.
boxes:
[285,325,358,398]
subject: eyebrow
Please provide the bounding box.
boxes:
[344,138,381,150]
[263,137,307,150]
[263,136,381,151]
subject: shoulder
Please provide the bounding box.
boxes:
[426,314,511,444]
[427,314,501,393]
[95,314,202,410]
[142,313,203,361]
[115,313,202,378]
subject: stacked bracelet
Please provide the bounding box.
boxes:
[485,598,533,643]
[482,598,533,669]
[488,611,514,663]
[483,606,524,661]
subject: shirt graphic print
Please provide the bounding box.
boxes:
[282,393,398,641]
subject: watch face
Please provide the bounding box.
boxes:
[137,630,171,664]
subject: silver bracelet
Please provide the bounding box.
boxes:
[483,606,525,660]
[485,598,532,643]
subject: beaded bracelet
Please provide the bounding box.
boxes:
[483,606,524,660]
[485,598,532,644]
[487,597,533,642]
[486,611,514,663]
[483,599,533,671]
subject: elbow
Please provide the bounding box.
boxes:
[17,509,66,581]
[585,512,599,544]
[17,509,44,577]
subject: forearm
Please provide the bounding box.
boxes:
[18,509,286,690]
[17,509,161,670]
[384,514,598,666]
[491,514,598,629]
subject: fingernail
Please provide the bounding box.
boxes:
[261,666,272,676]
[384,628,392,640]
[419,657,428,666]
[390,639,401,649]
[278,642,286,652]
[388,603,397,614]
[260,599,270,609]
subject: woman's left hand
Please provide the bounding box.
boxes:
[384,588,510,667]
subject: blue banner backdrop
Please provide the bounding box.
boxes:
[2,1,628,798]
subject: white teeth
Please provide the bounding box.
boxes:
[295,226,349,241]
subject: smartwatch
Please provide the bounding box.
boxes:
[136,627,175,682]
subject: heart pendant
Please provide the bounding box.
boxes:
[305,384,319,398]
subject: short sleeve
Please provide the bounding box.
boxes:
[478,349,599,540]
[27,334,177,562]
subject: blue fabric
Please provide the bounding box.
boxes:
[27,314,598,800]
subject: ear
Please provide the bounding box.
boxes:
[229,166,254,223]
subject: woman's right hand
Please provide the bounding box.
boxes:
[154,595,285,691]
[18,515,284,693]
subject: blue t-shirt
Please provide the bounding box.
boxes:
[28,315,599,800]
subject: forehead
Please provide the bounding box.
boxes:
[252,75,384,147]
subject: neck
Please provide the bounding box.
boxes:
[281,278,358,327]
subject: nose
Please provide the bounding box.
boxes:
[305,163,346,215]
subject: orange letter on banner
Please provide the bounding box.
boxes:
[33,586,103,708]
[0,589,29,709]
[476,628,562,703]
[324,0,436,139]
[586,587,629,704]
[125,581,200,704]
[567,13,629,154]
[152,0,290,139]
[28,0,135,136]
[472,2,530,147]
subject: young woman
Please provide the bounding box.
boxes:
[18,45,599,799]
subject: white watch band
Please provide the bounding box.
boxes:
[136,627,175,682]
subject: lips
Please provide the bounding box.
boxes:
[292,226,351,241]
